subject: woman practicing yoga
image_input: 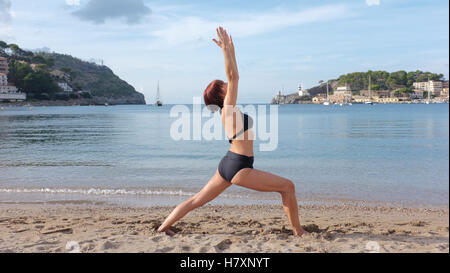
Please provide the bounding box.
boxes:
[158,27,308,237]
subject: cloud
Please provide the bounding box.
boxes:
[0,0,12,24]
[65,0,80,6]
[366,0,381,6]
[72,0,151,24]
[150,4,351,48]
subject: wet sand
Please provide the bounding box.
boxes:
[0,204,448,253]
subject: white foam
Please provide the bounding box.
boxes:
[0,187,249,199]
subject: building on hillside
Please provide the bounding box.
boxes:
[0,57,8,75]
[0,71,25,102]
[376,97,400,103]
[0,58,25,102]
[312,94,326,104]
[0,73,7,86]
[352,95,372,103]
[334,86,352,95]
[360,90,391,98]
[413,80,443,96]
[409,89,425,99]
[0,89,26,101]
[0,85,19,93]
[329,86,352,103]
[440,87,449,99]
[58,82,73,93]
[297,84,310,97]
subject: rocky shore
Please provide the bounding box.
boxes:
[0,94,146,107]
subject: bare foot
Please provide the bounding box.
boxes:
[164,229,176,236]
[157,226,176,236]
[294,228,309,237]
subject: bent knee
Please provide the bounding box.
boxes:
[281,179,295,194]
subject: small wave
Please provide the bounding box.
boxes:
[0,188,250,199]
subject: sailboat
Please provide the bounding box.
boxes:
[425,89,431,104]
[323,81,330,106]
[425,77,431,104]
[155,81,163,107]
[365,75,374,105]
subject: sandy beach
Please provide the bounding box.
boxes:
[0,203,448,253]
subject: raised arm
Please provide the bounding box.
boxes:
[213,27,239,108]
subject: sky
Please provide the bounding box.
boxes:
[0,0,449,104]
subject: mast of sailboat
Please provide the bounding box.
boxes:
[156,81,160,101]
[369,74,372,100]
[326,81,329,101]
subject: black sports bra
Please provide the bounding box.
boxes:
[229,113,253,143]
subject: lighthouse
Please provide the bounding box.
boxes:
[298,83,309,97]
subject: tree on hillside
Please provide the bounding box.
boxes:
[8,44,21,56]
[8,60,33,90]
[23,70,60,97]
[335,70,443,92]
[31,55,55,67]
[0,41,8,55]
[386,70,407,89]
[8,59,60,96]
[416,72,444,82]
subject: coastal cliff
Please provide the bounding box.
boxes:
[0,41,146,105]
[270,80,339,104]
[45,53,146,105]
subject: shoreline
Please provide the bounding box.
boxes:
[1,101,449,107]
[0,98,146,107]
[1,188,448,210]
[0,203,448,253]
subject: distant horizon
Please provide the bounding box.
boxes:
[1,0,448,104]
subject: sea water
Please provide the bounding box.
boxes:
[0,104,448,207]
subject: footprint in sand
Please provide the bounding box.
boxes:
[100,240,120,250]
[199,246,210,253]
[181,245,190,251]
[216,239,232,251]
[150,235,164,242]
[155,247,174,253]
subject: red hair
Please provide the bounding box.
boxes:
[204,80,226,110]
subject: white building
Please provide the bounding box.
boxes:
[0,85,18,93]
[413,80,443,96]
[335,86,352,95]
[0,70,26,102]
[58,82,73,93]
[0,73,7,86]
[0,91,25,101]
[298,84,310,97]
[0,57,8,75]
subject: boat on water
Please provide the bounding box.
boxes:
[155,81,163,107]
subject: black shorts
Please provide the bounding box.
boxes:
[218,151,254,183]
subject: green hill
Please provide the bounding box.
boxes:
[0,41,145,105]
[336,70,444,92]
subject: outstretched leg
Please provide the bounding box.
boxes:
[158,170,231,234]
[231,168,308,237]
